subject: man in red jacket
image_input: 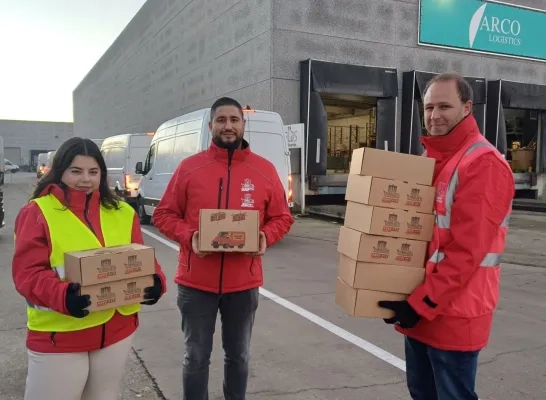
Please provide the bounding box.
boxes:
[378,73,514,400]
[153,96,294,399]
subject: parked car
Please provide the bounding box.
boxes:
[4,159,19,173]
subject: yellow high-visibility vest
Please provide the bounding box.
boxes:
[25,194,141,332]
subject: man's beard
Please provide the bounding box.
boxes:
[213,134,242,152]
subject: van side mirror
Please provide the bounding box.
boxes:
[135,162,143,174]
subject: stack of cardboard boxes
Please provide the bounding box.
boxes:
[64,243,156,312]
[335,147,436,319]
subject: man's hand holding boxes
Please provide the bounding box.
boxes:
[335,146,436,326]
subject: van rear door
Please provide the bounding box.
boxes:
[244,112,292,206]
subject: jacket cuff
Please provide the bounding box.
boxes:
[262,228,274,248]
[407,285,438,321]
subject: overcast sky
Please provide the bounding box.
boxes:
[0,0,147,122]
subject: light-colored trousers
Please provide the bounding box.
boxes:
[24,333,134,400]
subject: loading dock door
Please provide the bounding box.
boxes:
[400,71,487,155]
[300,60,398,175]
[486,80,546,173]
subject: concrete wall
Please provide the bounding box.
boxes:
[0,120,73,167]
[73,0,273,138]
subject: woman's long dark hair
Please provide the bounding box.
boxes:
[31,137,120,209]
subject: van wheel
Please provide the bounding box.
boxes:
[212,242,220,248]
[137,200,151,225]
[238,244,244,249]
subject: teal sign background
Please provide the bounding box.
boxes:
[419,0,546,62]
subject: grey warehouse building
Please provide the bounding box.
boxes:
[73,0,546,206]
[0,120,73,170]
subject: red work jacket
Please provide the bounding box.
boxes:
[397,115,515,351]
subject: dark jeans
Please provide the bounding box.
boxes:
[177,284,259,400]
[405,336,480,400]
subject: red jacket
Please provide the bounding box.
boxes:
[12,184,167,353]
[396,115,514,351]
[153,140,294,293]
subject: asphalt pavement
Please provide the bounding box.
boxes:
[1,172,545,399]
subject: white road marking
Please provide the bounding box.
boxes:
[141,227,407,372]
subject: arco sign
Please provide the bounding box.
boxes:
[419,0,546,62]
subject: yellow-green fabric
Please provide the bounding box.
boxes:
[26,194,140,332]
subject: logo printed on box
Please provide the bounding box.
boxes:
[405,188,423,207]
[407,216,423,236]
[382,184,400,204]
[383,213,401,233]
[124,255,143,274]
[210,211,226,222]
[396,242,414,262]
[123,281,142,301]
[232,212,246,222]
[96,286,116,307]
[97,259,116,279]
[371,240,390,259]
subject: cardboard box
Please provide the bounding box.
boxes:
[337,226,427,268]
[64,244,155,286]
[337,254,424,294]
[335,277,407,318]
[344,202,434,241]
[349,147,435,185]
[345,175,435,214]
[198,209,259,252]
[81,275,154,312]
[511,149,534,171]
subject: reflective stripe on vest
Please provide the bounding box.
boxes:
[25,194,140,332]
[428,140,511,269]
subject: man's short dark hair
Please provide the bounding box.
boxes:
[423,72,474,103]
[210,97,244,120]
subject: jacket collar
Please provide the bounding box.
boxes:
[39,183,100,212]
[207,139,251,162]
[420,114,481,160]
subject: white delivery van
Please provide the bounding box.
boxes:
[36,153,48,178]
[135,108,293,224]
[42,151,56,176]
[100,133,154,206]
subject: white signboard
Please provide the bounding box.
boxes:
[284,124,304,149]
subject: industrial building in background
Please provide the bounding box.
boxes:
[72,0,546,207]
[0,120,73,171]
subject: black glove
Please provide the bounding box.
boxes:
[377,300,421,329]
[65,283,91,318]
[141,274,163,305]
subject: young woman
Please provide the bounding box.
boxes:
[12,137,167,400]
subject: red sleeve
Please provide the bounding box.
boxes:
[131,213,167,294]
[262,167,294,247]
[12,203,70,315]
[152,162,196,247]
[408,154,514,320]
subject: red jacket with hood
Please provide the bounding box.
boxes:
[153,140,294,294]
[396,115,514,351]
[12,184,167,353]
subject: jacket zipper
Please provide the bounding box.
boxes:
[218,157,233,294]
[84,194,106,349]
